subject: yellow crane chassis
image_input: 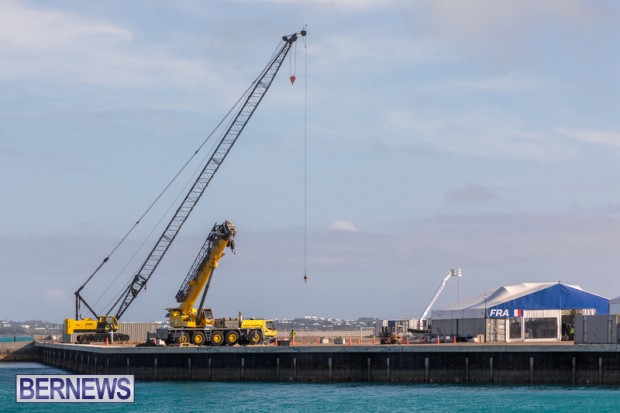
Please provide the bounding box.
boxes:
[163,327,266,346]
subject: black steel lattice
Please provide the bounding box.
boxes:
[101,33,301,319]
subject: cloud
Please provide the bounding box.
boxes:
[329,219,358,232]
[422,0,603,30]
[445,184,500,204]
[36,288,71,308]
[385,110,580,161]
[308,33,444,76]
[558,128,620,149]
[596,203,620,217]
[0,145,24,158]
[411,0,607,47]
[426,73,540,93]
[246,0,393,10]
[1,210,618,321]
[0,1,215,86]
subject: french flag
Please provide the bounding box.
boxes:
[514,309,523,317]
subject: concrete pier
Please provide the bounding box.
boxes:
[0,342,37,362]
[36,342,620,384]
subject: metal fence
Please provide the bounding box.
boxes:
[574,315,620,344]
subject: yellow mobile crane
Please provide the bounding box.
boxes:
[65,29,305,344]
[163,220,276,345]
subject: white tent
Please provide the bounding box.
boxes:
[431,282,608,342]
[610,296,620,314]
[432,282,583,320]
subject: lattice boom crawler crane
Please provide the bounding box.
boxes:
[64,29,305,344]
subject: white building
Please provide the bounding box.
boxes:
[431,282,608,342]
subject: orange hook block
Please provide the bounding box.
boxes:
[290,75,296,85]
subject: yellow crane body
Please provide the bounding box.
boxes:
[160,221,277,346]
[63,316,128,343]
[166,221,235,328]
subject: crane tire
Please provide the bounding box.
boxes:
[192,332,206,345]
[248,330,263,345]
[178,332,190,344]
[211,331,225,346]
[225,330,239,346]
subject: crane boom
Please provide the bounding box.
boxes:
[163,220,277,346]
[165,220,235,329]
[73,30,306,323]
[176,220,236,314]
[419,268,462,329]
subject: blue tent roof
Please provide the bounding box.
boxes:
[490,283,608,315]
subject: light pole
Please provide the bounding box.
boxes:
[484,294,488,343]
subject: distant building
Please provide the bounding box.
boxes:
[375,318,419,337]
[431,282,608,342]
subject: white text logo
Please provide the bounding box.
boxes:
[16,375,134,403]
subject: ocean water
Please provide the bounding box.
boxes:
[0,337,32,343]
[1,363,619,412]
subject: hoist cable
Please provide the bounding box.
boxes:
[99,102,245,315]
[95,142,216,313]
[76,37,280,301]
[95,135,219,312]
[84,37,286,313]
[303,28,308,279]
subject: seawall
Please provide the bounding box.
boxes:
[0,342,39,362]
[36,342,620,384]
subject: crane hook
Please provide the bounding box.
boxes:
[290,75,296,85]
[303,274,308,283]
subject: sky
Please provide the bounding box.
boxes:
[0,0,618,324]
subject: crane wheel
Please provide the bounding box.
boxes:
[178,332,190,344]
[192,332,206,345]
[225,331,239,346]
[248,330,263,345]
[211,331,224,346]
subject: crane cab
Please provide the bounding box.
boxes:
[166,307,215,328]
[64,316,119,335]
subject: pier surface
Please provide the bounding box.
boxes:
[0,341,37,362]
[35,342,620,384]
